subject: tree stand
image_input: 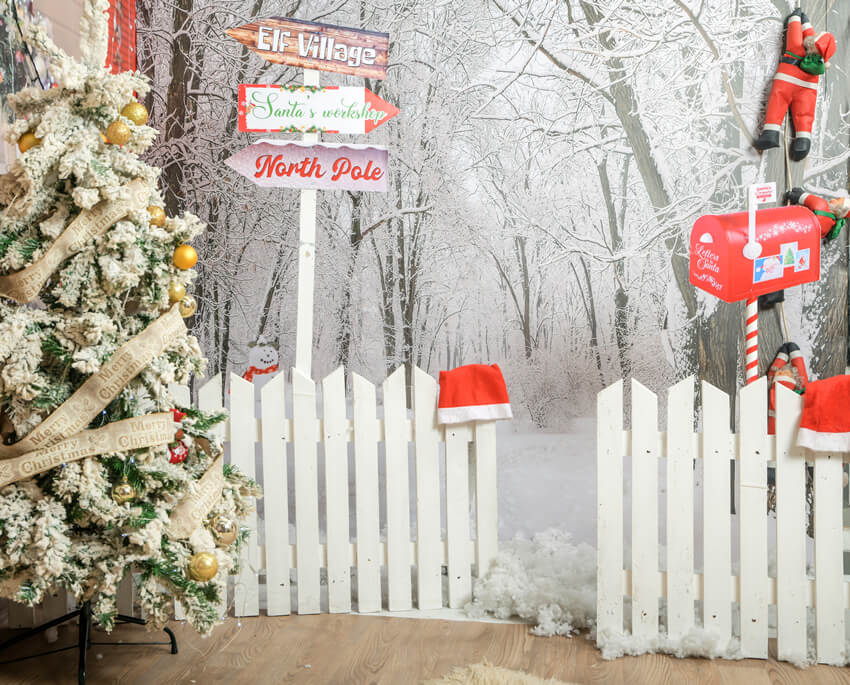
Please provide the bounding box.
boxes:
[0,601,178,685]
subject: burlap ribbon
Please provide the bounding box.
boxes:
[0,179,149,303]
[0,304,186,459]
[0,412,174,488]
[167,456,225,539]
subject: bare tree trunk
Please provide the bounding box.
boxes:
[572,257,605,386]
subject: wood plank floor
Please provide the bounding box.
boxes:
[0,614,848,684]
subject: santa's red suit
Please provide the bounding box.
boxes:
[754,10,836,161]
[786,187,849,240]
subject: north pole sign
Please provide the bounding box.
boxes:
[226,17,389,80]
[238,84,399,134]
[225,140,388,192]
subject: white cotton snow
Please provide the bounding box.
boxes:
[465,528,596,637]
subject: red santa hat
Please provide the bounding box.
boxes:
[437,363,512,425]
[797,375,850,452]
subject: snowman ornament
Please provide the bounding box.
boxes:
[242,342,279,385]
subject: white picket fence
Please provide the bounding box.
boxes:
[597,376,848,666]
[0,365,498,629]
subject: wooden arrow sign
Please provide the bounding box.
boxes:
[238,84,399,134]
[226,17,389,80]
[225,140,388,192]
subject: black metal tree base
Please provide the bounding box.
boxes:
[0,601,178,685]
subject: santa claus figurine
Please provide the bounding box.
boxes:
[753,9,836,161]
[785,187,849,240]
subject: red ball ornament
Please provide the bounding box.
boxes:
[169,441,188,464]
[172,408,186,422]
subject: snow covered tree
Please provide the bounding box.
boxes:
[0,0,258,633]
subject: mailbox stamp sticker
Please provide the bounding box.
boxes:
[754,242,811,283]
[754,255,783,283]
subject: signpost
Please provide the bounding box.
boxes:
[226,17,395,376]
[238,84,399,134]
[226,17,389,80]
[225,140,389,192]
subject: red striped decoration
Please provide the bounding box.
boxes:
[106,0,136,73]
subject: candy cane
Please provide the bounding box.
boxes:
[745,297,759,384]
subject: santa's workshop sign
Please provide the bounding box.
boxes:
[225,140,388,192]
[238,84,399,134]
[226,17,389,80]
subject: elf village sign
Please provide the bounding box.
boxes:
[226,16,389,80]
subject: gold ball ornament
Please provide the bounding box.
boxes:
[121,101,149,126]
[168,281,186,303]
[105,120,131,145]
[147,206,166,227]
[210,515,238,546]
[178,295,197,318]
[17,131,41,153]
[173,244,198,270]
[188,552,219,582]
[111,477,136,504]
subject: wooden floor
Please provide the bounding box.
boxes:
[0,614,848,684]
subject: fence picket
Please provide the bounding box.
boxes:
[383,367,413,611]
[701,381,731,643]
[445,422,472,608]
[323,367,351,613]
[775,384,806,663]
[814,448,844,664]
[352,373,381,613]
[596,380,624,639]
[292,368,320,614]
[261,372,290,616]
[666,377,694,640]
[631,379,659,637]
[413,367,442,609]
[738,377,768,658]
[474,422,498,578]
[197,373,227,619]
[229,374,260,617]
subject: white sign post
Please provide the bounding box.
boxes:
[295,69,320,374]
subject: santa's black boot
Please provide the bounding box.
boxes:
[754,129,780,150]
[790,136,811,161]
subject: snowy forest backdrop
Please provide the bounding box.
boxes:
[136,0,850,427]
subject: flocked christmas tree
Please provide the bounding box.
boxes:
[0,0,259,633]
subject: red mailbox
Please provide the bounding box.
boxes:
[689,206,821,303]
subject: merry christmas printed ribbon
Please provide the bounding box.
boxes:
[0,179,149,303]
[167,455,225,539]
[0,304,186,459]
[0,412,174,488]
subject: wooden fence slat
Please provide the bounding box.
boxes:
[352,373,381,613]
[473,421,498,578]
[701,381,732,643]
[596,380,624,640]
[197,373,227,619]
[116,572,135,617]
[383,367,413,611]
[666,376,694,640]
[292,368,320,615]
[413,367,442,609]
[814,449,844,664]
[230,373,260,617]
[445,422,472,609]
[6,602,35,629]
[261,372,291,616]
[631,379,659,637]
[323,366,351,613]
[738,377,768,658]
[775,384,807,663]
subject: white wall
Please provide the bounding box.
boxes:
[33,0,82,58]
